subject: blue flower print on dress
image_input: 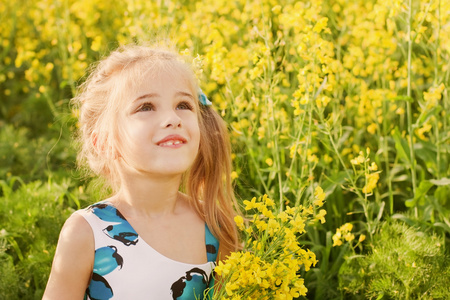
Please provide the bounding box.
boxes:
[89,203,139,246]
[90,203,127,223]
[103,223,139,246]
[170,268,210,300]
[205,225,219,262]
[86,273,114,300]
[85,246,123,300]
[94,246,123,276]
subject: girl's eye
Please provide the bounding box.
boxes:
[177,101,194,110]
[138,102,154,112]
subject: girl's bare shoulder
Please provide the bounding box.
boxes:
[43,212,94,299]
[60,212,94,244]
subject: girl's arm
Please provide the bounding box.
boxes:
[43,213,94,300]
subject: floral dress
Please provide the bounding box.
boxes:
[76,202,219,300]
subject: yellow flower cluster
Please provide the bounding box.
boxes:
[212,194,321,299]
[350,148,380,195]
[423,83,445,108]
[332,223,366,247]
[332,223,354,247]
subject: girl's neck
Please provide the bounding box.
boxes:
[112,173,184,219]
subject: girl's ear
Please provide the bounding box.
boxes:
[91,131,120,160]
[91,131,103,154]
[91,131,99,149]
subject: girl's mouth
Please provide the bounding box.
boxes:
[156,135,187,147]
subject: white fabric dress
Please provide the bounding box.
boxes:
[77,202,219,300]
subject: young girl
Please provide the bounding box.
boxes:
[43,44,239,299]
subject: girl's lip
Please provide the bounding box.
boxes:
[156,134,187,146]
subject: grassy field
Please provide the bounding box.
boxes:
[1,0,449,299]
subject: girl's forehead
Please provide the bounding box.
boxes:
[119,64,197,103]
[142,60,194,84]
[142,68,194,92]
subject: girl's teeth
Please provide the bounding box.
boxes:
[162,140,182,146]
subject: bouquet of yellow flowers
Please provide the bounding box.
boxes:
[209,190,326,300]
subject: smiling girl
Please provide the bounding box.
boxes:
[43,44,239,300]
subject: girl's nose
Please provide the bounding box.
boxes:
[160,110,182,128]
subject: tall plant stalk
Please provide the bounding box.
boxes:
[406,0,418,216]
[434,0,441,179]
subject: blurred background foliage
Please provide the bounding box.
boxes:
[1,0,449,298]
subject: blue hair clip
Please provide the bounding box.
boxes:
[198,89,212,106]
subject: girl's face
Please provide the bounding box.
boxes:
[115,67,201,179]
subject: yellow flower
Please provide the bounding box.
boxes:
[234,215,245,230]
[243,197,258,211]
[423,83,445,107]
[267,219,280,236]
[271,5,282,14]
[332,223,354,247]
[212,195,318,298]
[315,209,327,224]
[277,211,289,222]
[313,186,326,207]
[341,223,353,232]
[367,123,377,134]
[416,122,432,141]
[263,195,275,207]
[362,172,380,194]
[344,232,355,242]
[396,107,405,115]
[307,153,319,163]
[359,234,366,243]
[368,162,377,172]
[350,152,365,165]
[300,94,310,105]
[332,229,343,247]
[313,17,329,33]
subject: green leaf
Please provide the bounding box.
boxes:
[434,185,449,206]
[392,128,411,167]
[415,105,442,127]
[429,178,450,186]
[390,95,414,103]
[433,222,450,234]
[405,180,433,207]
[414,141,437,168]
[391,214,417,227]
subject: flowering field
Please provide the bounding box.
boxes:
[1,0,450,299]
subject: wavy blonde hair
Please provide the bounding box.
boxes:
[72,44,239,258]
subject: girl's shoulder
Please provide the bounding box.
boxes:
[76,200,118,218]
[43,209,94,299]
[61,209,95,248]
[75,199,126,220]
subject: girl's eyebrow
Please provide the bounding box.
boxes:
[133,93,158,103]
[176,91,195,100]
[133,91,194,103]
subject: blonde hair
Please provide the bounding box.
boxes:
[72,44,239,258]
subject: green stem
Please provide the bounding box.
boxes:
[285,122,306,207]
[406,0,418,216]
[363,159,371,234]
[261,25,284,210]
[320,116,365,202]
[434,0,441,179]
[266,93,284,211]
[382,99,394,214]
[226,82,270,196]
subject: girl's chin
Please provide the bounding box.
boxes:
[133,165,192,178]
